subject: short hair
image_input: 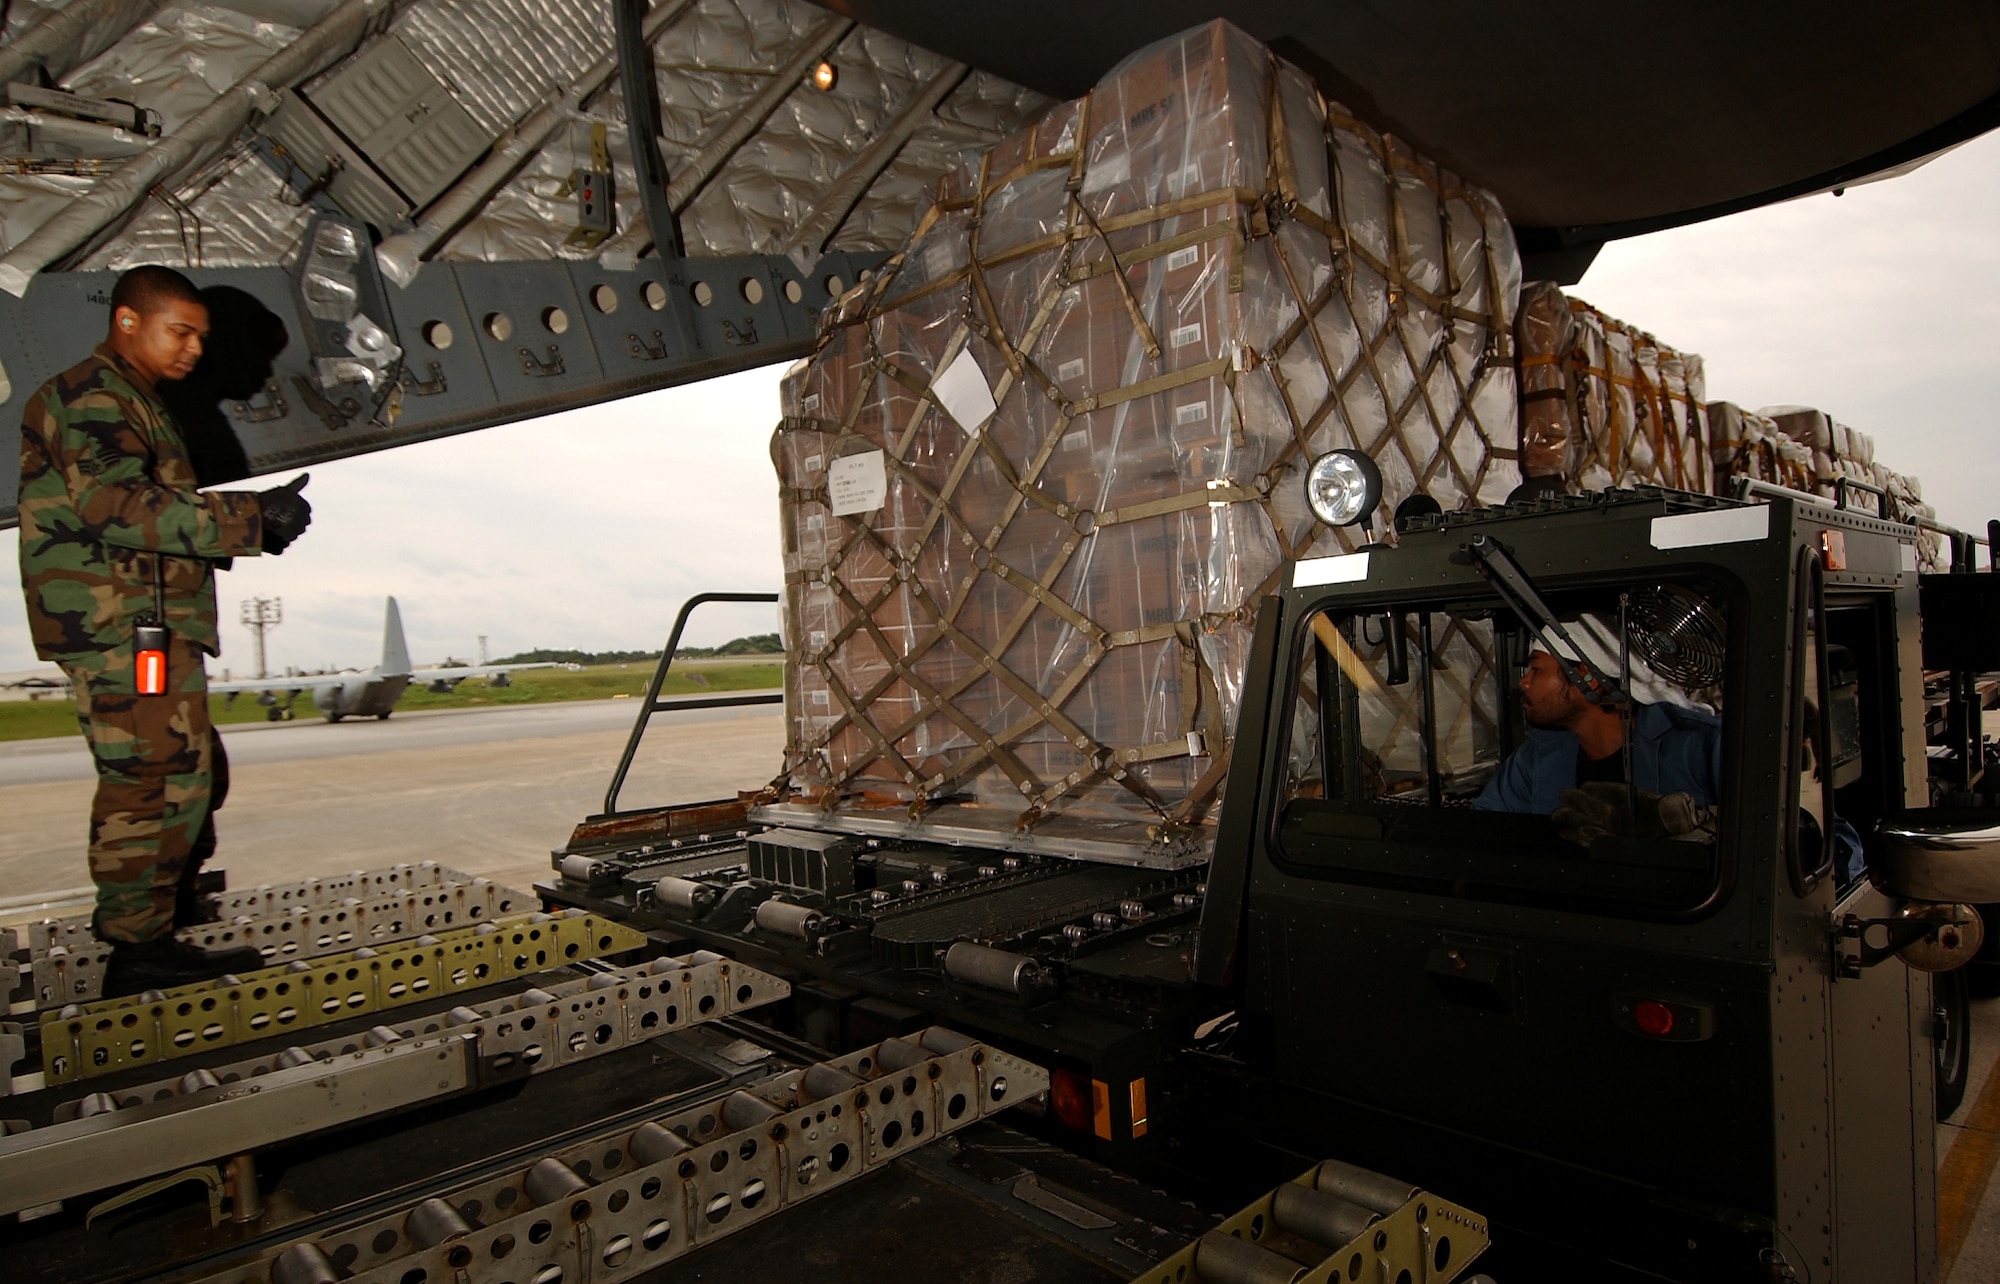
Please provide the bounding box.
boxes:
[111,265,203,317]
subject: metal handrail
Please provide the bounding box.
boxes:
[600,591,781,817]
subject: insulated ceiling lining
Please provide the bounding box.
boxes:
[389,0,611,140]
[76,144,313,270]
[439,0,1046,262]
[0,2,301,259]
[0,0,1048,277]
[61,4,296,134]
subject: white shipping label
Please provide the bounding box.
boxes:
[1171,322,1204,348]
[1901,543,1919,573]
[923,240,955,280]
[1062,430,1089,453]
[1080,152,1131,194]
[1291,552,1370,588]
[1165,245,1201,272]
[932,347,998,435]
[1649,505,1770,550]
[801,392,820,412]
[802,453,823,473]
[1175,401,1209,425]
[1058,358,1086,382]
[828,450,888,517]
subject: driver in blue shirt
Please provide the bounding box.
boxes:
[1475,648,1723,821]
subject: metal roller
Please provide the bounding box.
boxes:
[1194,1230,1307,1284]
[444,1006,484,1027]
[801,1063,863,1100]
[917,1027,976,1056]
[586,972,623,990]
[270,1243,341,1284]
[943,941,1044,996]
[177,1068,221,1096]
[523,1157,592,1206]
[654,876,716,916]
[73,1091,120,1118]
[754,899,824,940]
[405,1197,474,1247]
[875,1037,929,1071]
[720,1090,781,1131]
[558,854,599,884]
[1314,1159,1418,1216]
[688,950,727,966]
[276,1046,318,1069]
[1271,1182,1378,1249]
[629,1121,692,1166]
[362,1025,402,1048]
[517,988,558,1009]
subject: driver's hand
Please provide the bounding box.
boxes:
[1554,784,1704,845]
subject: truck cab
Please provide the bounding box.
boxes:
[1196,484,1991,1281]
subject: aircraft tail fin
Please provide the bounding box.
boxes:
[382,597,413,677]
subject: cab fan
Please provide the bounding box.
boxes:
[1628,583,1726,690]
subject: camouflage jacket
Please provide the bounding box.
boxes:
[17,344,263,664]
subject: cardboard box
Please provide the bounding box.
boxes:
[774,20,1520,857]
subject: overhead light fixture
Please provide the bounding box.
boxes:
[812,61,837,92]
[1305,449,1384,527]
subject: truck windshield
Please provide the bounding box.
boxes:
[1272,579,1732,916]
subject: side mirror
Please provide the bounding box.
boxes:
[1878,814,2000,902]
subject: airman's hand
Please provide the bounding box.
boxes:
[258,473,311,554]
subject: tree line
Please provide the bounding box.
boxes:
[493,633,782,666]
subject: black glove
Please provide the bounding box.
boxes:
[1552,783,1706,846]
[258,473,312,554]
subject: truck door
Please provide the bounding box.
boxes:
[1811,569,1939,1282]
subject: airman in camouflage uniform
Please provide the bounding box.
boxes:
[17,266,312,994]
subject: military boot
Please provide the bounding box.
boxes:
[102,936,268,999]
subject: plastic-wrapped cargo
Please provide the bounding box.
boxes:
[768,19,1521,864]
[1707,402,1815,495]
[1753,405,1943,570]
[1515,282,1710,495]
[1762,406,1876,498]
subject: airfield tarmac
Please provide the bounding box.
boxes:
[2,695,1999,1277]
[0,695,783,907]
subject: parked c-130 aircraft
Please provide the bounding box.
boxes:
[212,598,570,723]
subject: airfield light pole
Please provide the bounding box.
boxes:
[240,597,282,679]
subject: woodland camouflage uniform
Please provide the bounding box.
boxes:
[17,343,262,943]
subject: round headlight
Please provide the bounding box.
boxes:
[1305,449,1383,527]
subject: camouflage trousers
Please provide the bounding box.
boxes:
[61,633,222,944]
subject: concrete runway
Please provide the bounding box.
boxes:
[0,696,785,906]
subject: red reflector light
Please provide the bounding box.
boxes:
[136,649,166,695]
[1634,999,1676,1037]
[1049,1068,1091,1133]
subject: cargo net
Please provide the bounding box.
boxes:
[1517,284,1944,572]
[1517,282,1711,494]
[770,20,1520,858]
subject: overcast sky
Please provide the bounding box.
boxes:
[2,128,1996,676]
